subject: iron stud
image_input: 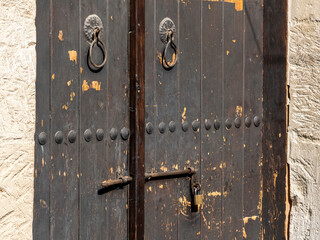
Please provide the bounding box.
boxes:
[38,132,47,145]
[84,129,93,142]
[55,131,64,144]
[67,130,77,143]
[109,128,117,140]
[169,121,176,133]
[120,127,129,140]
[225,119,232,129]
[205,119,212,130]
[182,121,189,132]
[254,116,261,127]
[245,117,251,128]
[146,122,153,134]
[214,119,220,130]
[234,117,241,128]
[159,122,166,134]
[96,128,104,141]
[192,120,200,131]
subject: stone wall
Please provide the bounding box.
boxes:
[288,0,320,239]
[0,1,36,239]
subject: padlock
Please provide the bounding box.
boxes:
[193,187,204,211]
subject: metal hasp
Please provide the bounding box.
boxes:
[145,167,202,212]
[84,14,107,71]
[101,176,133,188]
[159,17,178,70]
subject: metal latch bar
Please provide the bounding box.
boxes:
[101,176,133,188]
[145,167,195,181]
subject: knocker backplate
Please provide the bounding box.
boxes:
[84,14,104,41]
[159,17,176,44]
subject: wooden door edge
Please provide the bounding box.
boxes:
[262,0,289,239]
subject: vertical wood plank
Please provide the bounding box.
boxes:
[33,0,51,238]
[144,0,157,236]
[222,2,244,239]
[50,0,80,238]
[177,0,201,239]
[243,0,263,239]
[105,0,130,238]
[79,1,107,239]
[144,0,156,236]
[200,1,223,239]
[144,0,179,238]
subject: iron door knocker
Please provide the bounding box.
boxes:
[89,28,107,69]
[159,17,178,70]
[84,14,107,71]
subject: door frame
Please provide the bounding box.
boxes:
[262,0,288,239]
[128,0,145,239]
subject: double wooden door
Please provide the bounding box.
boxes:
[34,0,284,239]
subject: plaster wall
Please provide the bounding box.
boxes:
[0,1,36,239]
[0,0,319,239]
[288,0,320,239]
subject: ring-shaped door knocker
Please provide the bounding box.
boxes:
[84,14,107,71]
[89,28,107,70]
[159,17,178,70]
[162,31,178,70]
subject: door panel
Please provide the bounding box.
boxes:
[144,0,263,239]
[35,0,130,239]
[79,0,129,239]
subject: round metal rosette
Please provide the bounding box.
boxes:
[159,17,176,44]
[84,14,104,42]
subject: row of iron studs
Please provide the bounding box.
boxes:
[38,127,130,145]
[146,116,261,134]
[38,116,260,145]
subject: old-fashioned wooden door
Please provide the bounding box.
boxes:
[34,0,287,239]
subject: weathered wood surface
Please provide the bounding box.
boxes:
[50,0,80,238]
[201,1,223,239]
[34,0,130,239]
[34,0,50,238]
[243,1,263,239]
[34,0,287,239]
[144,0,179,239]
[177,0,202,239]
[144,0,268,239]
[79,1,129,239]
[222,2,244,239]
[103,1,130,238]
